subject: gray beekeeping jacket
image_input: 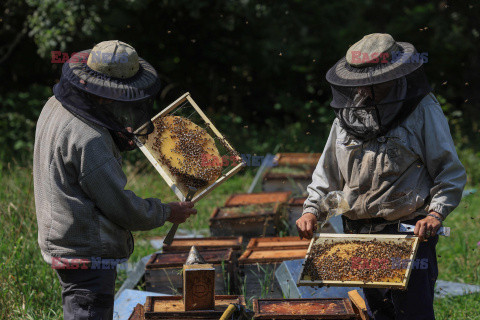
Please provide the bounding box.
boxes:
[303,93,466,227]
[33,97,171,265]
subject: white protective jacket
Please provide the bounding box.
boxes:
[303,93,466,230]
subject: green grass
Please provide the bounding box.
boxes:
[433,192,480,320]
[1,160,479,319]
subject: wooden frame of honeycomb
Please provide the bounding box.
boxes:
[134,92,245,203]
[297,233,420,290]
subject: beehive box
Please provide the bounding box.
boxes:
[262,163,315,195]
[144,295,245,320]
[145,249,237,295]
[135,92,245,203]
[286,197,337,235]
[252,298,356,319]
[274,153,322,167]
[245,236,311,251]
[162,236,243,255]
[224,191,291,207]
[297,234,420,289]
[128,303,145,320]
[209,203,284,239]
[239,238,310,301]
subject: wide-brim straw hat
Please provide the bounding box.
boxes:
[326,33,423,86]
[59,40,161,101]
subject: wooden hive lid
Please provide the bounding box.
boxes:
[224,191,291,207]
[146,248,233,269]
[162,236,243,252]
[274,153,322,166]
[239,247,308,264]
[144,295,245,319]
[245,236,310,250]
[210,203,280,221]
[252,298,355,319]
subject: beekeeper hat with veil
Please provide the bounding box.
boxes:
[53,40,161,150]
[326,33,432,141]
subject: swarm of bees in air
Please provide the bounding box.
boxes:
[302,239,414,283]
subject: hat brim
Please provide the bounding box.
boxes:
[326,42,423,86]
[61,49,161,102]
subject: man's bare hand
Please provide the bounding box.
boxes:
[167,202,197,224]
[414,212,442,241]
[296,213,317,240]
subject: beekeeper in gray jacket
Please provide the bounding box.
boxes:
[33,40,196,320]
[296,34,466,320]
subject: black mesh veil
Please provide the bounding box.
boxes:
[328,66,432,140]
[53,76,155,138]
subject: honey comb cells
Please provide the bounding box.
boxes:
[144,115,223,193]
[303,239,414,283]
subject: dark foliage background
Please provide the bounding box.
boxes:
[1,0,479,180]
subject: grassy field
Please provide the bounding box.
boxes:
[0,161,479,319]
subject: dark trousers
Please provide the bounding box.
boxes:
[56,268,117,320]
[362,219,439,320]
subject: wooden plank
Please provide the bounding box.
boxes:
[275,153,322,166]
[402,236,420,288]
[163,236,243,253]
[128,303,145,320]
[240,249,308,262]
[144,295,245,319]
[152,92,190,121]
[187,95,236,152]
[297,233,419,289]
[224,191,291,207]
[252,298,356,319]
[239,248,308,264]
[135,137,185,201]
[246,236,310,250]
[192,162,245,203]
[348,290,369,320]
[135,93,190,134]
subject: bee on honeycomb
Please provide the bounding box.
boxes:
[303,239,413,283]
[144,115,223,194]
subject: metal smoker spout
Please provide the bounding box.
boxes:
[185,246,206,265]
